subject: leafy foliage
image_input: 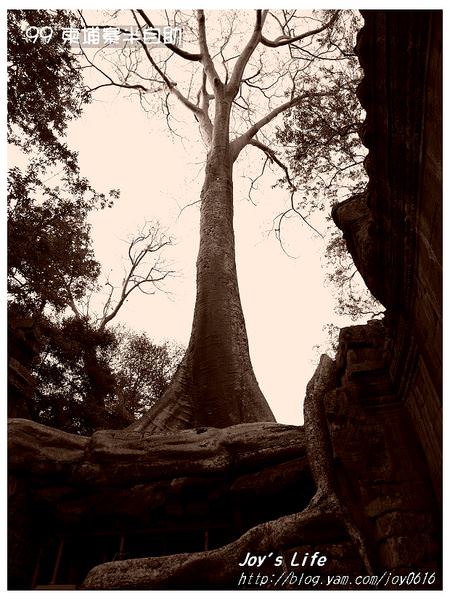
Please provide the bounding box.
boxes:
[8,167,101,315]
[274,11,366,210]
[30,316,116,434]
[7,9,117,318]
[7,9,87,170]
[323,233,382,321]
[277,61,366,209]
[33,322,183,434]
[107,328,185,421]
[275,10,382,323]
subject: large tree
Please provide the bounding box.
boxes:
[78,9,360,432]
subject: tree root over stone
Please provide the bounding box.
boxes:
[8,353,376,589]
[81,355,375,589]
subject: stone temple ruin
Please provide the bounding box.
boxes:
[8,10,442,590]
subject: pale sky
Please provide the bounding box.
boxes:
[64,8,369,426]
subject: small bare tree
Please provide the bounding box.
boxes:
[60,221,174,428]
[95,223,173,331]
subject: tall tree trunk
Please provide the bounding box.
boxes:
[129,100,275,432]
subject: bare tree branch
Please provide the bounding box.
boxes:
[226,10,267,97]
[131,11,202,117]
[66,287,83,320]
[195,71,213,145]
[97,225,174,330]
[136,9,202,61]
[245,155,270,205]
[261,10,339,48]
[248,138,324,239]
[230,91,329,161]
[79,44,149,94]
[248,138,295,188]
[196,10,223,91]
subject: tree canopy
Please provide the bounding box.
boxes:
[7,9,87,169]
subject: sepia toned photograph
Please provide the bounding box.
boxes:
[6,5,442,591]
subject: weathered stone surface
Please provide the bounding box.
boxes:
[365,480,435,518]
[8,418,88,479]
[9,420,305,485]
[333,10,442,501]
[378,534,439,571]
[322,320,439,580]
[82,318,441,589]
[8,345,373,589]
[331,193,381,303]
[8,477,36,589]
[80,350,374,589]
[8,319,441,589]
[9,420,314,542]
[374,511,434,543]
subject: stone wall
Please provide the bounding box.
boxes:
[333,10,442,501]
[327,321,439,575]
